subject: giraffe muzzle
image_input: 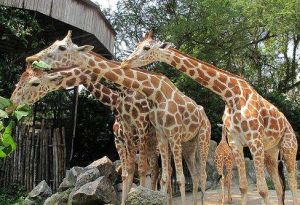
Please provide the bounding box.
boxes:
[26,56,39,63]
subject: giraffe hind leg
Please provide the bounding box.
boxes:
[281,131,298,205]
[183,139,199,205]
[264,148,284,205]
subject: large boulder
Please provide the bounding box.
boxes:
[88,156,118,183]
[205,140,219,189]
[245,157,256,184]
[75,167,101,189]
[44,188,72,205]
[71,176,117,205]
[58,166,86,191]
[24,180,52,205]
[125,186,167,205]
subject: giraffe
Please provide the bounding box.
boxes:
[215,122,235,205]
[10,64,159,204]
[120,32,299,205]
[23,32,212,205]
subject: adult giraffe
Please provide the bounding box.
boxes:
[11,64,159,204]
[24,32,211,205]
[121,32,298,205]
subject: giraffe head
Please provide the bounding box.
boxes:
[10,65,64,105]
[25,31,94,68]
[121,32,172,69]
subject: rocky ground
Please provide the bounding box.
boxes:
[23,140,300,205]
[173,188,300,205]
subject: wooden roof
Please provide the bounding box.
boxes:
[0,0,115,55]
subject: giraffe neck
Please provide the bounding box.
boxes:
[159,48,253,105]
[50,67,118,108]
[84,53,182,104]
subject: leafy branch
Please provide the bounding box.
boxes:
[0,97,31,158]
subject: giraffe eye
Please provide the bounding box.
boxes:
[58,45,67,51]
[143,46,150,51]
[31,82,40,87]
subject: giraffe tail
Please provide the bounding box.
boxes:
[278,156,286,205]
[217,174,222,183]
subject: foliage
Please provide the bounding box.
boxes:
[0,183,27,205]
[0,97,31,158]
[0,6,45,98]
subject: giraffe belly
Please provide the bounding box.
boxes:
[262,129,282,151]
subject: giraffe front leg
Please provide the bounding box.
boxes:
[226,161,233,204]
[198,130,210,205]
[229,139,248,205]
[137,133,148,187]
[215,153,225,205]
[170,139,186,205]
[148,152,159,190]
[114,138,128,205]
[248,136,270,205]
[158,137,170,195]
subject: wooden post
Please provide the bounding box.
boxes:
[69,86,79,164]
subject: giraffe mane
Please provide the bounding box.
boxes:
[89,51,165,77]
[89,51,121,65]
[131,67,165,77]
[168,48,246,80]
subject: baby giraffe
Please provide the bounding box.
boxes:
[215,123,234,205]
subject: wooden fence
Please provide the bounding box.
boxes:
[0,120,66,191]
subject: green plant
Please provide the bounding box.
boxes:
[0,183,27,205]
[0,96,31,157]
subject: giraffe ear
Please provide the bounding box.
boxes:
[217,123,223,127]
[77,45,94,53]
[144,32,153,40]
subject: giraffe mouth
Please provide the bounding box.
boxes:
[48,65,79,73]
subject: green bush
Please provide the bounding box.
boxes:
[0,183,27,205]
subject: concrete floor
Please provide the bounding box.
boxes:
[173,188,300,205]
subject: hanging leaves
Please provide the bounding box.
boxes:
[0,96,31,157]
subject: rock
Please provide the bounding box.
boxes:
[71,176,117,205]
[125,186,167,205]
[44,188,72,205]
[58,166,86,191]
[88,156,118,183]
[25,180,52,204]
[245,158,256,184]
[205,140,219,189]
[75,167,100,189]
[113,160,122,174]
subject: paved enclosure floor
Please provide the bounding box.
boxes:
[173,188,300,205]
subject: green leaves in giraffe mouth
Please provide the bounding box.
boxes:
[0,96,31,158]
[32,60,51,71]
